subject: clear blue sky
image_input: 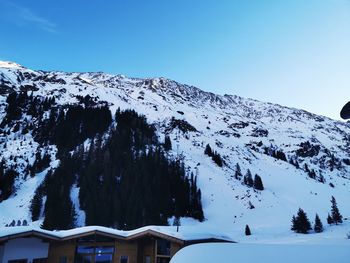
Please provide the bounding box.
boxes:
[0,0,349,120]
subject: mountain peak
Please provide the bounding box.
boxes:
[0,61,24,69]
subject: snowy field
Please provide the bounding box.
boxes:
[170,243,350,263]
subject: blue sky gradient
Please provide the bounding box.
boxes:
[0,0,349,119]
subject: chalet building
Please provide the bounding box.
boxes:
[0,226,232,263]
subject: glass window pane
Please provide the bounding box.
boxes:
[157,239,170,256]
[77,245,95,253]
[120,255,128,263]
[95,254,113,263]
[95,246,115,253]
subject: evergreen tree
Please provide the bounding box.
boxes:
[314,214,323,233]
[294,160,300,169]
[327,213,334,225]
[204,144,212,156]
[164,135,172,151]
[243,169,253,187]
[291,208,312,234]
[291,215,297,231]
[9,220,15,227]
[317,173,325,183]
[253,174,264,190]
[330,196,343,224]
[173,216,181,232]
[234,163,242,180]
[308,169,316,179]
[30,188,43,221]
[274,150,287,161]
[245,224,251,236]
[212,151,223,167]
[0,168,18,201]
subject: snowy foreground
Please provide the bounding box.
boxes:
[170,243,350,263]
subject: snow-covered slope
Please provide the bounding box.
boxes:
[0,61,349,243]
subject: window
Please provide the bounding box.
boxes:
[95,246,114,253]
[33,259,47,263]
[144,256,151,263]
[59,256,68,263]
[8,260,27,263]
[120,256,128,263]
[75,245,114,263]
[77,245,95,254]
[156,238,170,256]
[156,238,171,263]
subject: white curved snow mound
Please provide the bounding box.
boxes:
[170,243,350,263]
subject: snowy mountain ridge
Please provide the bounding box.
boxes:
[0,61,349,243]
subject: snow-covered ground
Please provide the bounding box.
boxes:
[0,61,349,245]
[170,243,350,263]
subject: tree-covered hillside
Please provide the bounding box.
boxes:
[0,91,204,230]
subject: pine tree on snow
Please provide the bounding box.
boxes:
[314,214,323,233]
[243,169,253,187]
[204,144,212,156]
[164,135,172,151]
[291,208,312,234]
[234,163,242,180]
[330,196,343,224]
[327,213,334,225]
[245,224,251,236]
[253,174,264,190]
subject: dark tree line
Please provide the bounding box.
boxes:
[36,109,204,230]
[291,197,342,234]
[164,135,172,151]
[77,110,204,229]
[35,104,112,152]
[263,145,287,162]
[0,91,112,153]
[291,210,323,234]
[0,161,18,201]
[0,91,55,128]
[29,149,51,175]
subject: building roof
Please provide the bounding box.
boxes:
[0,225,234,244]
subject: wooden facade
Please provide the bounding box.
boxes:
[0,230,185,263]
[0,227,232,263]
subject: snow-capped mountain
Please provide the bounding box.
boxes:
[0,61,349,243]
